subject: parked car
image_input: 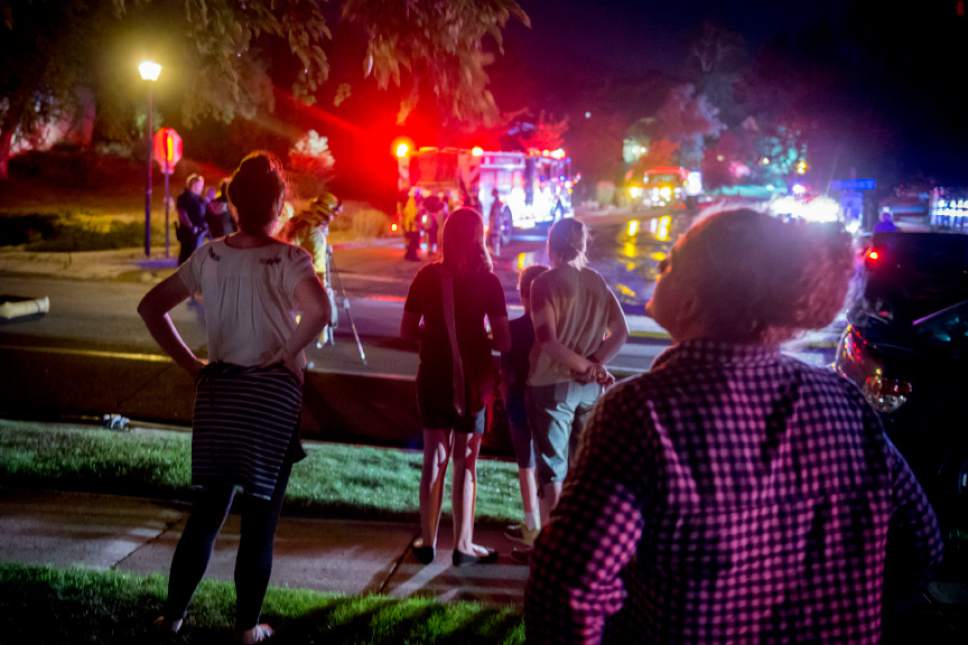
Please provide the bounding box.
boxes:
[835,232,968,561]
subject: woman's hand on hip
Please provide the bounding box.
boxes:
[186,357,208,380]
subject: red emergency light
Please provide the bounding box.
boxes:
[392,137,414,159]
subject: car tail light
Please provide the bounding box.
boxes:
[863,247,881,267]
[863,373,913,413]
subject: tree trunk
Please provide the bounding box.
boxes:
[0,86,33,181]
[0,123,14,180]
[0,44,50,181]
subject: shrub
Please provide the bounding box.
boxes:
[330,201,390,239]
[0,214,60,246]
[0,212,147,252]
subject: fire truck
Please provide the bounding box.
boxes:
[626,166,703,209]
[394,143,576,232]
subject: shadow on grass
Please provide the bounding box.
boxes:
[0,564,525,645]
[270,596,522,645]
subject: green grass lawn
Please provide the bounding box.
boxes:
[0,563,524,644]
[0,420,522,525]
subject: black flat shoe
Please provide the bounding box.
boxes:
[452,548,499,566]
[411,538,435,564]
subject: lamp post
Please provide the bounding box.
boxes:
[138,60,162,257]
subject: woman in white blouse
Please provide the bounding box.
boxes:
[139,151,329,644]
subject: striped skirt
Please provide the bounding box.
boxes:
[191,362,305,501]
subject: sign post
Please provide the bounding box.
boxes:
[153,128,183,258]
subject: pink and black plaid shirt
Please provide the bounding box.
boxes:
[525,340,942,644]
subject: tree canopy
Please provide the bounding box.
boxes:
[0,0,528,177]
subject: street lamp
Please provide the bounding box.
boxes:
[138,60,162,257]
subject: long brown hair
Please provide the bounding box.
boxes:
[441,207,493,274]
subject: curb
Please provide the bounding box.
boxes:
[0,295,49,322]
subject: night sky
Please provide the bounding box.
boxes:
[484,0,968,185]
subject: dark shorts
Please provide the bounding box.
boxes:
[417,364,491,434]
[505,392,535,469]
[417,373,486,434]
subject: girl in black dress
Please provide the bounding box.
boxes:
[401,207,511,565]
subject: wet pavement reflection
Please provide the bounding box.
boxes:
[585,210,695,314]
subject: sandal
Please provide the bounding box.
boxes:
[452,547,499,566]
[240,623,273,644]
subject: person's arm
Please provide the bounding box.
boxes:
[400,269,426,341]
[490,315,511,353]
[266,275,329,382]
[176,205,193,230]
[531,280,596,375]
[590,289,630,365]
[401,310,422,341]
[486,273,511,353]
[137,274,205,377]
[525,386,646,643]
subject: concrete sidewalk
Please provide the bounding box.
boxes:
[0,488,528,605]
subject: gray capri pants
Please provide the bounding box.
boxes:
[526,380,602,485]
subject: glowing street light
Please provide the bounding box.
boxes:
[139,60,162,257]
[138,60,162,82]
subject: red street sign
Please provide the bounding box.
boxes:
[153,127,183,175]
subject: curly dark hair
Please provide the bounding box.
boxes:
[672,208,855,344]
[228,151,288,235]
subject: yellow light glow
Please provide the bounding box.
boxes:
[138,60,162,81]
[615,283,636,299]
[655,215,672,242]
[659,186,673,201]
[626,219,640,237]
[628,186,644,199]
[395,142,410,158]
[471,146,484,157]
[516,252,527,271]
[796,160,809,174]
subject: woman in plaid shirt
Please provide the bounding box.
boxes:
[525,208,942,643]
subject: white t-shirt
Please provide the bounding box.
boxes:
[177,239,316,366]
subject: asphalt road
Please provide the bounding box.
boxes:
[0,211,831,445]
